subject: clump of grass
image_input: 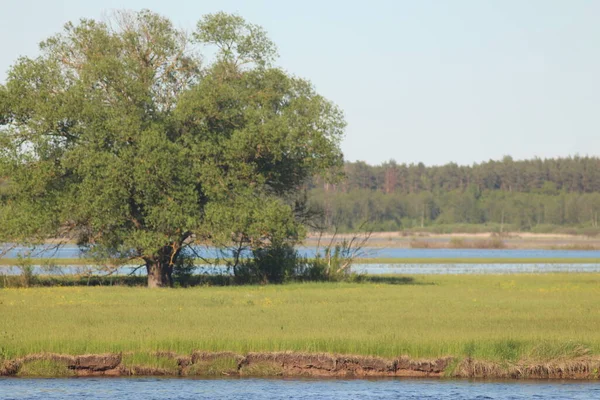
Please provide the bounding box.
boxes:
[526,341,592,361]
[185,357,239,376]
[240,361,284,376]
[490,340,523,363]
[443,357,461,377]
[17,360,75,377]
[12,255,37,288]
[448,237,468,248]
[409,240,433,249]
[448,237,505,249]
[120,353,179,374]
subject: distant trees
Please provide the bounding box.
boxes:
[313,156,600,194]
[308,157,600,233]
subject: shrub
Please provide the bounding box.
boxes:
[295,239,363,282]
[448,238,467,248]
[15,255,36,288]
[173,249,197,287]
[231,236,365,284]
[233,242,298,284]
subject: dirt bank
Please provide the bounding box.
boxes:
[2,352,600,380]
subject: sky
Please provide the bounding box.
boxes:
[1,0,599,166]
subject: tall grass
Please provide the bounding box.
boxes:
[448,237,506,249]
[1,274,600,362]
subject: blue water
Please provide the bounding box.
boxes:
[354,263,600,274]
[3,244,599,277]
[2,244,600,260]
[3,263,600,276]
[0,378,598,399]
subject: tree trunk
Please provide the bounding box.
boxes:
[146,259,173,288]
[144,240,187,288]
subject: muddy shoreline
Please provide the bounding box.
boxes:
[2,352,599,380]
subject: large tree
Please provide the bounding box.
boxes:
[0,11,344,287]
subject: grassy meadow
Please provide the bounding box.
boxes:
[1,273,600,363]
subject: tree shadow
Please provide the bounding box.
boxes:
[361,275,435,285]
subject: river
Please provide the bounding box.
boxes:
[3,262,600,276]
[1,377,598,399]
[2,245,600,260]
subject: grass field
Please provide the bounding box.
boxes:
[1,274,600,363]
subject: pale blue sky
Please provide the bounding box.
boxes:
[1,0,599,165]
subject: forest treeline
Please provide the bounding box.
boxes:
[308,156,600,233]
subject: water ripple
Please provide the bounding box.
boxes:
[0,378,598,400]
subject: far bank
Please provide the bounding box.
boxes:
[305,231,600,250]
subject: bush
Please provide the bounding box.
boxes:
[295,240,363,282]
[233,242,298,284]
[448,238,467,248]
[231,237,364,284]
[16,255,36,288]
[173,249,197,287]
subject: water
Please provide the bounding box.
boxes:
[3,244,599,277]
[354,263,600,274]
[3,245,600,260]
[3,263,600,276]
[0,378,598,399]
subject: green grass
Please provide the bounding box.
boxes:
[121,353,179,373]
[1,274,600,363]
[185,356,239,376]
[16,360,75,377]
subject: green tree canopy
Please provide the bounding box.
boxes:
[0,10,345,287]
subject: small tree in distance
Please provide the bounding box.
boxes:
[0,10,345,287]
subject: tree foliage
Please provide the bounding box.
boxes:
[319,157,600,195]
[309,158,600,233]
[0,10,344,287]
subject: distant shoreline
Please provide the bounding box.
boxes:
[305,231,600,250]
[7,231,600,251]
[309,231,599,239]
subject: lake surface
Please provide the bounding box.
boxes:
[0,378,598,400]
[3,244,600,276]
[3,245,600,260]
[3,263,600,276]
[353,263,600,274]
